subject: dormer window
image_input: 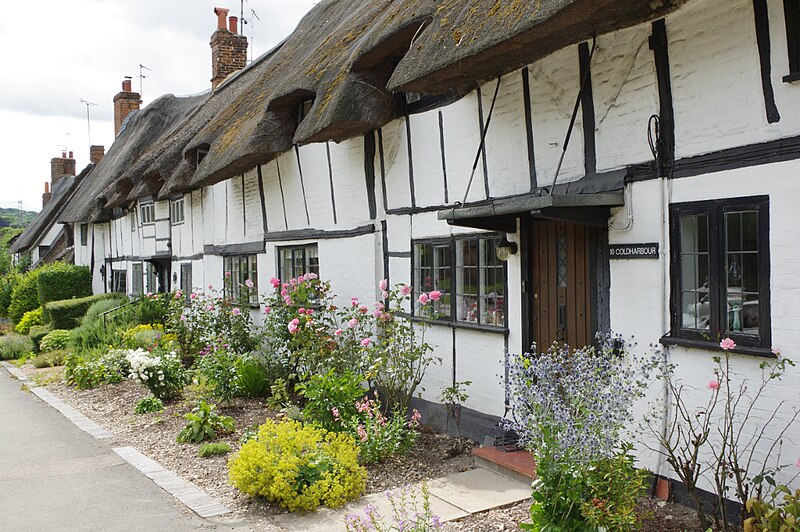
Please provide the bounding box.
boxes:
[196,148,208,166]
[297,98,314,124]
[784,0,800,82]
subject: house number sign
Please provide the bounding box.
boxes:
[609,243,659,259]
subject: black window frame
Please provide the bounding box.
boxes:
[79,224,88,246]
[412,233,508,332]
[784,0,800,82]
[223,255,259,306]
[131,262,144,296]
[111,269,127,294]
[140,202,155,225]
[277,244,320,281]
[180,263,192,298]
[667,196,771,353]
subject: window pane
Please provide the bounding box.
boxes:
[742,211,758,251]
[480,238,505,326]
[726,212,742,252]
[679,214,710,331]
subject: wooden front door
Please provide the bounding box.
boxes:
[530,220,594,350]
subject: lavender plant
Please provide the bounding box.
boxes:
[343,483,443,532]
[508,336,658,530]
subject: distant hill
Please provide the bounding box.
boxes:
[0,207,37,229]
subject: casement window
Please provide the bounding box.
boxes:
[131,209,137,232]
[180,263,192,297]
[413,235,507,328]
[278,244,319,281]
[80,224,88,246]
[784,0,800,82]
[223,255,258,305]
[170,198,185,225]
[131,263,144,296]
[112,270,127,294]
[140,202,155,225]
[669,196,771,351]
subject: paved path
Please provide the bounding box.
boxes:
[0,368,231,532]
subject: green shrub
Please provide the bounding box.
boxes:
[8,269,42,324]
[47,293,125,330]
[297,370,366,432]
[228,419,366,512]
[37,263,92,305]
[745,486,800,531]
[235,355,272,398]
[0,334,33,360]
[29,324,52,352]
[65,348,130,389]
[31,350,67,368]
[134,396,164,415]
[196,350,239,403]
[199,442,232,458]
[0,272,21,318]
[15,306,44,335]
[136,293,170,325]
[121,324,165,349]
[40,329,71,352]
[176,401,235,443]
[70,296,131,350]
[126,348,186,401]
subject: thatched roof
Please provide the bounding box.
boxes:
[10,167,89,253]
[62,0,682,222]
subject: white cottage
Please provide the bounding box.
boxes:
[55,0,800,498]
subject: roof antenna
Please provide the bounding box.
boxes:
[138,64,151,101]
[242,5,259,63]
[80,98,97,145]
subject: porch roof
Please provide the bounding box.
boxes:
[437,192,624,232]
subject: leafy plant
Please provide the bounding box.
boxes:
[0,334,33,360]
[15,306,44,335]
[744,485,800,531]
[134,396,164,415]
[439,380,471,455]
[509,336,657,531]
[65,348,130,389]
[0,272,21,318]
[176,400,235,443]
[235,355,272,398]
[198,441,232,458]
[127,348,186,401]
[335,393,421,465]
[36,262,92,305]
[69,296,131,350]
[39,329,71,352]
[8,267,42,325]
[228,418,366,511]
[298,369,366,431]
[344,483,443,531]
[31,350,66,368]
[196,348,239,403]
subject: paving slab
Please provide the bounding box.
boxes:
[428,468,532,514]
[271,487,469,532]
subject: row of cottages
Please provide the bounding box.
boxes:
[48,0,800,492]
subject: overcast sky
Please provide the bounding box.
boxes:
[0,0,319,213]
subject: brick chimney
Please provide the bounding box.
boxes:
[42,182,52,208]
[210,7,248,90]
[90,145,105,164]
[113,79,141,136]
[50,150,76,185]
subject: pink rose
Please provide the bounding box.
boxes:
[400,284,411,296]
[298,308,306,314]
[146,292,152,298]
[332,407,340,419]
[173,291,182,300]
[270,277,280,288]
[429,290,442,301]
[348,318,359,328]
[418,293,429,305]
[306,309,314,316]
[334,329,343,336]
[708,380,721,390]
[244,279,254,288]
[359,305,368,314]
[772,347,782,357]
[225,271,231,278]
[232,308,241,316]
[206,305,215,311]
[284,296,293,305]
[280,289,288,297]
[379,279,388,291]
[351,297,359,307]
[190,293,197,300]
[288,318,300,334]
[207,284,213,290]
[308,273,318,279]
[381,291,389,300]
[360,338,371,347]
[373,309,383,318]
[720,338,736,350]
[264,306,271,314]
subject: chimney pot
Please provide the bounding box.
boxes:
[229,16,238,34]
[45,182,50,194]
[62,150,66,158]
[214,7,229,30]
[122,79,132,92]
[68,150,73,159]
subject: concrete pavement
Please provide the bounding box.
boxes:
[0,368,225,532]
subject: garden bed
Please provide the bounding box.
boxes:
[30,366,475,520]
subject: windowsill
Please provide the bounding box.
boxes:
[660,335,776,359]
[171,221,185,226]
[782,72,800,83]
[407,314,509,335]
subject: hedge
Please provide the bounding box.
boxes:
[38,263,92,305]
[29,325,53,353]
[0,272,21,318]
[8,269,42,325]
[45,293,126,330]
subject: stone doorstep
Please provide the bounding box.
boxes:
[472,446,536,485]
[272,468,532,532]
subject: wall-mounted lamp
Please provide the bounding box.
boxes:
[99,265,106,277]
[172,272,178,283]
[495,236,518,262]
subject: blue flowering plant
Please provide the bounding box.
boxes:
[508,336,657,531]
